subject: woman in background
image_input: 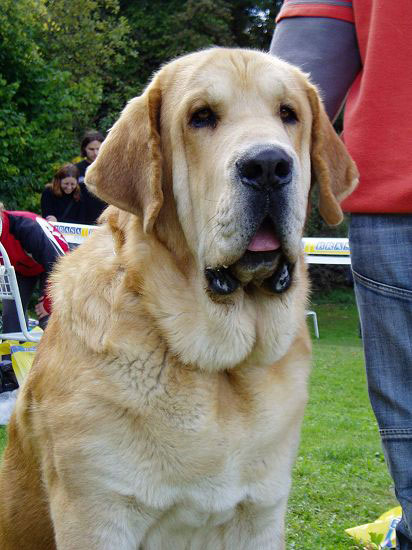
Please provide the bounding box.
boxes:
[75,130,107,224]
[41,163,85,223]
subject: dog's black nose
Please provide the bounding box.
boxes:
[237,148,293,191]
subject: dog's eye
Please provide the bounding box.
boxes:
[279,105,298,124]
[189,108,217,129]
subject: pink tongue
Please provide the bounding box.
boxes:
[247,228,281,252]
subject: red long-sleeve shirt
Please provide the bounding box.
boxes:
[276,0,412,214]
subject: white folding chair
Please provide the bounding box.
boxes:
[0,242,42,342]
[306,310,320,339]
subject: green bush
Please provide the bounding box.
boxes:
[0,0,124,211]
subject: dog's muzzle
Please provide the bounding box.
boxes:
[205,146,297,297]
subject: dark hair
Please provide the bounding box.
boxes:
[80,130,105,157]
[47,163,81,201]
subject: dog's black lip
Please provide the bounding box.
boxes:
[205,253,295,296]
[205,266,239,295]
[263,259,294,294]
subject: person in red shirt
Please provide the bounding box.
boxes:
[271,2,412,547]
[0,208,69,333]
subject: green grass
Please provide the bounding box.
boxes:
[287,290,397,549]
[0,427,6,457]
[0,290,397,548]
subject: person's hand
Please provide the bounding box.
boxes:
[35,299,48,319]
[46,215,57,222]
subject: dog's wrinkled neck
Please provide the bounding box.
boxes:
[116,223,306,371]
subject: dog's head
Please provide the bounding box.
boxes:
[86,48,357,298]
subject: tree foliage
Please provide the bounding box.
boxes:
[0,0,131,209]
[40,0,135,134]
[0,0,85,209]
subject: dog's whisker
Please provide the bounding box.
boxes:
[198,213,219,240]
[205,223,225,257]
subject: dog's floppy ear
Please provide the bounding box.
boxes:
[306,84,359,226]
[86,80,163,233]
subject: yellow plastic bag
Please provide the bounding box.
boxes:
[0,333,42,357]
[0,339,19,356]
[10,344,38,385]
[346,506,402,549]
[1,338,38,358]
[0,329,42,385]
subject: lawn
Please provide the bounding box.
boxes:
[0,426,6,459]
[0,289,398,548]
[287,289,398,549]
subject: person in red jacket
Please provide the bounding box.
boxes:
[0,208,69,332]
[270,2,412,547]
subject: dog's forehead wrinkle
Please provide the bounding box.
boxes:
[177,53,300,113]
[196,74,285,112]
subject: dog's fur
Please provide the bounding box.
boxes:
[0,48,357,549]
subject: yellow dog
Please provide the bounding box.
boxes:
[0,48,357,549]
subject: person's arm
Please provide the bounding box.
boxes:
[270,17,361,120]
[10,215,65,275]
[41,188,57,221]
[10,215,67,315]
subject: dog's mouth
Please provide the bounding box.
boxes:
[205,217,294,296]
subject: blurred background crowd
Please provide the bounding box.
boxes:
[40,131,107,225]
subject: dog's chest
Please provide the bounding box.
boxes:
[98,412,284,520]
[79,336,308,526]
[90,360,299,518]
